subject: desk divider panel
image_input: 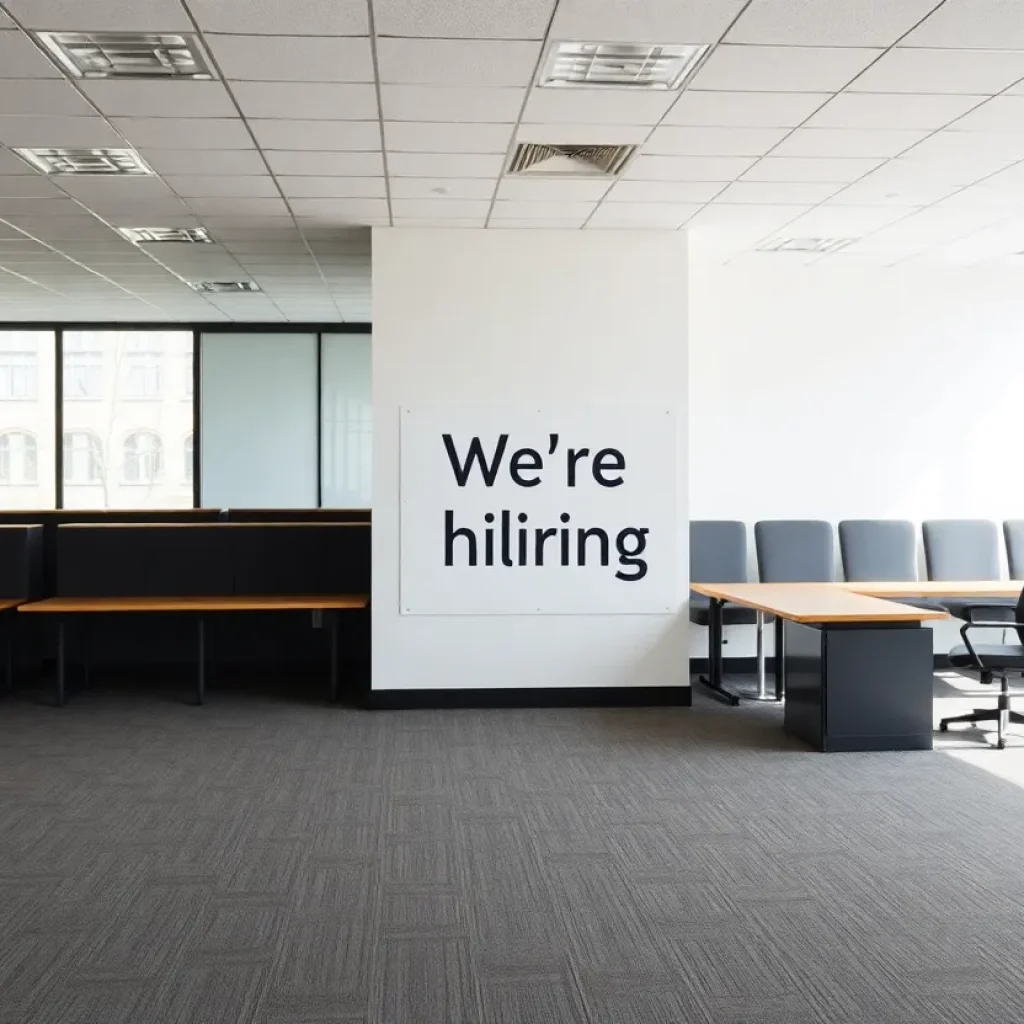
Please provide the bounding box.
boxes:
[0,525,43,599]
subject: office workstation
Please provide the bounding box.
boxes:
[5,0,1024,1020]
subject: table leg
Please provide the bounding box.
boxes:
[4,611,12,695]
[329,611,339,703]
[56,616,66,707]
[698,598,741,706]
[82,617,91,690]
[774,615,786,702]
[196,616,206,706]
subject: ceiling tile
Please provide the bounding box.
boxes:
[552,0,748,42]
[0,80,93,116]
[187,0,368,34]
[488,218,586,229]
[742,156,885,182]
[523,90,676,126]
[863,154,1014,186]
[772,204,912,236]
[373,0,555,39]
[376,39,541,87]
[3,0,192,30]
[825,180,955,206]
[249,120,381,151]
[389,177,495,200]
[770,127,929,157]
[516,123,649,145]
[277,177,386,198]
[380,86,525,123]
[945,96,1024,132]
[85,199,197,218]
[496,178,611,201]
[290,198,389,216]
[137,149,269,176]
[624,155,758,180]
[662,91,829,128]
[80,81,237,119]
[114,118,254,150]
[645,126,790,156]
[0,197,84,216]
[205,35,374,83]
[727,0,942,46]
[492,200,597,220]
[393,218,486,228]
[805,92,985,130]
[604,180,726,203]
[187,197,290,215]
[690,45,881,92]
[384,122,513,153]
[586,203,700,228]
[0,176,64,198]
[3,216,120,239]
[233,83,378,121]
[0,31,62,77]
[163,176,280,198]
[386,152,505,177]
[715,181,842,203]
[44,174,175,201]
[0,116,123,148]
[265,151,384,176]
[903,0,1024,49]
[390,198,491,218]
[903,129,1024,161]
[849,48,1024,94]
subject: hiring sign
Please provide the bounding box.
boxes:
[399,407,678,615]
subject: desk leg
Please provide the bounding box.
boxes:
[56,616,66,708]
[329,611,339,704]
[774,615,786,702]
[3,611,12,695]
[698,598,741,706]
[82,617,91,690]
[196,616,206,706]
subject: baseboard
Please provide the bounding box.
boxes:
[366,685,693,710]
[690,655,952,673]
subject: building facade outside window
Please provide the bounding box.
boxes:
[64,335,103,400]
[123,431,162,485]
[63,432,103,485]
[0,431,37,484]
[184,433,193,484]
[0,345,37,400]
[123,336,162,400]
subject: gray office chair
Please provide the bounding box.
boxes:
[1004,521,1024,581]
[943,585,1024,748]
[689,521,765,704]
[755,520,834,583]
[838,519,945,611]
[922,519,1015,622]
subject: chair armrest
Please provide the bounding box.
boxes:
[958,620,1024,673]
[952,601,1018,623]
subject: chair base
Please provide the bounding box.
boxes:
[940,681,1024,749]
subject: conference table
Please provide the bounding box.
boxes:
[692,580,1022,752]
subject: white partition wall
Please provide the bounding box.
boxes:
[200,332,318,509]
[320,333,372,509]
[372,229,689,695]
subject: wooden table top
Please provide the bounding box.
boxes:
[0,599,25,612]
[846,580,1022,599]
[690,583,948,623]
[19,594,369,613]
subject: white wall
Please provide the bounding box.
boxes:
[372,228,688,692]
[689,254,1024,656]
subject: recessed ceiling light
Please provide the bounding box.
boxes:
[757,238,856,254]
[15,148,154,176]
[35,31,213,79]
[190,281,261,293]
[509,143,637,178]
[539,41,708,90]
[118,227,214,244]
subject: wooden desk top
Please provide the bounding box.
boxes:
[0,599,24,612]
[19,594,369,613]
[691,583,948,623]
[846,580,1022,599]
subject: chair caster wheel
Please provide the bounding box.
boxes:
[939,722,948,732]
[998,739,1007,750]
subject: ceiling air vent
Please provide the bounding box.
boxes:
[757,238,856,254]
[15,148,153,175]
[191,281,261,293]
[509,143,637,178]
[35,31,213,79]
[118,227,213,244]
[540,42,708,90]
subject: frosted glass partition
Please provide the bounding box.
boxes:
[201,333,318,509]
[320,333,371,508]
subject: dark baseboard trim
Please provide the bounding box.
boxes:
[690,655,953,673]
[366,686,693,710]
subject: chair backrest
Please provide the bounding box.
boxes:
[922,519,1001,581]
[838,519,918,582]
[1004,521,1024,580]
[689,520,747,585]
[1017,587,1024,645]
[754,520,834,583]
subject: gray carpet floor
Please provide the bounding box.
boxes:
[3,676,1024,1023]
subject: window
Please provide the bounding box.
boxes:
[0,431,37,484]
[184,352,193,398]
[62,330,192,509]
[63,334,103,399]
[63,432,103,485]
[184,433,193,483]
[320,334,371,508]
[123,431,162,484]
[0,341,38,400]
[122,336,162,399]
[0,331,55,509]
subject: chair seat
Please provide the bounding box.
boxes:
[950,643,1024,671]
[941,597,1018,621]
[689,595,759,627]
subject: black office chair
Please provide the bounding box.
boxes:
[1003,520,1024,581]
[942,585,1024,749]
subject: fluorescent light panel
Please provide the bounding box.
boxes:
[191,281,261,293]
[539,41,708,90]
[758,238,856,254]
[14,148,154,175]
[118,227,213,244]
[35,31,213,79]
